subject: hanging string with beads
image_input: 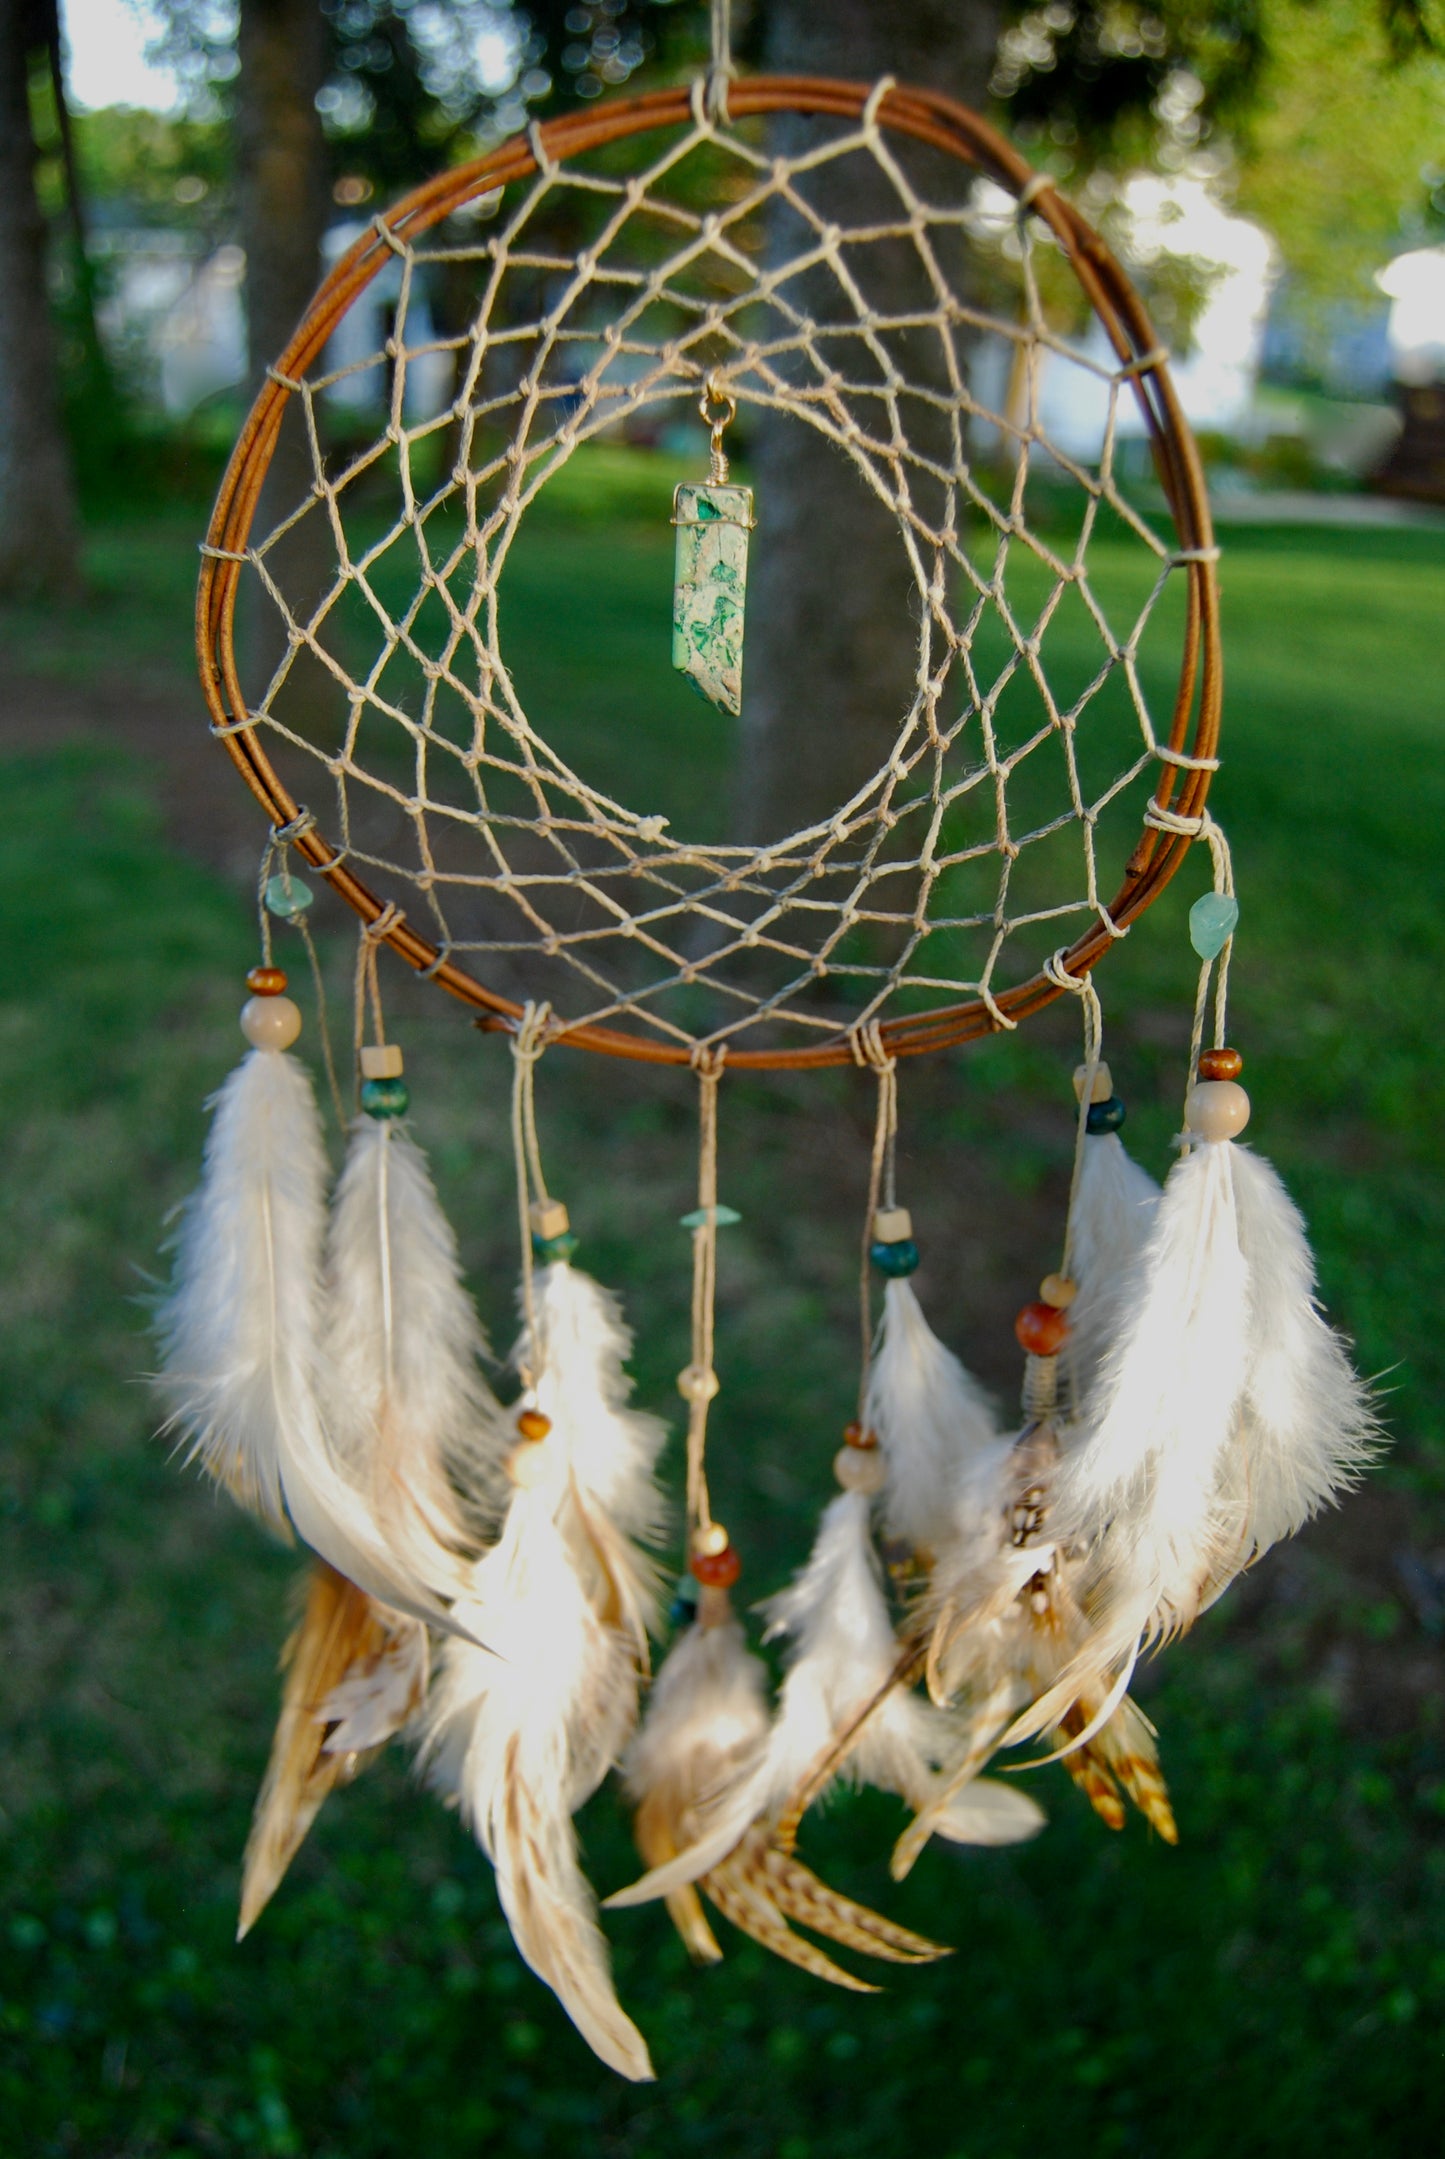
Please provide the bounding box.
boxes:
[509,1003,556,1391]
[680,1049,726,1548]
[852,1023,899,1420]
[1185,816,1237,1100]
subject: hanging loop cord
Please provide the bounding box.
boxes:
[510,1001,556,1392]
[1042,957,1105,1292]
[706,0,734,122]
[682,1047,727,1544]
[1184,814,1237,1108]
[851,1020,898,1419]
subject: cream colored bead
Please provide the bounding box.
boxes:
[1185,1078,1251,1142]
[241,994,302,1051]
[834,1444,887,1496]
[1039,1272,1077,1309]
[359,1042,403,1080]
[873,1206,913,1244]
[1072,1061,1113,1104]
[676,1363,720,1404]
[507,1436,552,1488]
[529,1198,570,1240]
[691,1520,730,1558]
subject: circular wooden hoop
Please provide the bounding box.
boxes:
[198,75,1221,1071]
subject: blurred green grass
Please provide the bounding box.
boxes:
[1,464,1444,2155]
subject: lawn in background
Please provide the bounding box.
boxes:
[1,468,1443,2155]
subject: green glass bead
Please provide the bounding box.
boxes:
[679,1204,742,1229]
[870,1237,920,1278]
[1189,891,1239,960]
[668,1581,699,1629]
[360,1076,409,1119]
[264,872,313,918]
[1086,1095,1126,1134]
[532,1230,579,1265]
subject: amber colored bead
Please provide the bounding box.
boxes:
[515,1408,551,1443]
[691,1543,741,1589]
[1198,1046,1243,1082]
[842,1420,878,1450]
[246,965,288,996]
[1015,1301,1069,1356]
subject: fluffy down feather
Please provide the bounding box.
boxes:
[324,1117,507,1574]
[421,1486,651,2081]
[760,1491,1042,1852]
[607,1608,775,1910]
[865,1279,1000,1557]
[518,1262,668,1655]
[1063,1132,1160,1405]
[157,1049,473,1630]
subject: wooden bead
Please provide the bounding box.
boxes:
[1014,1301,1069,1356]
[834,1444,887,1495]
[1185,1079,1251,1142]
[676,1364,720,1404]
[515,1408,551,1443]
[1072,1060,1113,1104]
[245,965,287,996]
[691,1544,741,1589]
[1039,1272,1077,1309]
[240,994,301,1051]
[1198,1046,1243,1082]
[842,1420,878,1450]
[529,1198,570,1241]
[872,1206,912,1244]
[691,1520,730,1558]
[359,1043,404,1080]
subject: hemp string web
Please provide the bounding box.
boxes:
[207,78,1220,1065]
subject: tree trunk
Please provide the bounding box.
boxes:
[235,0,332,709]
[737,0,1004,840]
[0,0,81,600]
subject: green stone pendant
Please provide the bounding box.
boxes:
[671,482,752,714]
[671,383,752,716]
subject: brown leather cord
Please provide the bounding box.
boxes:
[197,76,1221,1070]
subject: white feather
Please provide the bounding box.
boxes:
[159,1048,327,1527]
[1229,1145,1380,1555]
[865,1278,1001,1555]
[932,1779,1047,1847]
[157,1047,474,1631]
[422,1486,651,2081]
[520,1262,668,1654]
[1064,1132,1161,1402]
[324,1117,507,1575]
[606,1615,774,1909]
[762,1490,944,1813]
[1058,1137,1249,1641]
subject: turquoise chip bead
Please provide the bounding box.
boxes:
[1086,1095,1126,1134]
[1189,891,1239,960]
[264,872,313,918]
[680,1204,742,1229]
[360,1076,409,1119]
[532,1230,579,1265]
[870,1237,920,1278]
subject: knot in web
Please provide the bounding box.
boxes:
[201,79,1220,1068]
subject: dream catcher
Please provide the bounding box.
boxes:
[161,16,1378,2083]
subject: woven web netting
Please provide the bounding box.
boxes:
[221,92,1214,1058]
